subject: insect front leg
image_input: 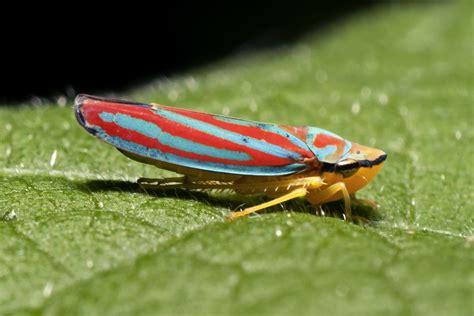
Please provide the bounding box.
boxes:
[307,182,352,221]
[350,194,378,209]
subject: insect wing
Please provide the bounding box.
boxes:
[75,95,315,176]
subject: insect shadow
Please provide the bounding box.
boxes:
[76,179,382,224]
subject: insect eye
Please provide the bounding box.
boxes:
[335,159,360,178]
[339,167,359,178]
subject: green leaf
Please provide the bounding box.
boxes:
[1,2,472,315]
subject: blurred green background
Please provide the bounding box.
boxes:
[0,1,472,315]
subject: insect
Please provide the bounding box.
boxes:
[75,94,387,221]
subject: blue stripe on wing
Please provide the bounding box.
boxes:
[153,108,303,161]
[99,112,252,161]
[214,116,310,151]
[92,125,307,176]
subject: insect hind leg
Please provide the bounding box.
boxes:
[138,176,187,190]
[138,176,237,192]
[228,187,308,221]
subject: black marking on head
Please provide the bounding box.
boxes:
[367,153,387,166]
[322,153,387,173]
[337,161,360,171]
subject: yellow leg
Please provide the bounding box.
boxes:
[350,194,378,209]
[138,176,187,190]
[309,182,352,221]
[228,187,308,221]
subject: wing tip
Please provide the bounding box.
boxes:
[74,94,98,135]
[74,94,153,136]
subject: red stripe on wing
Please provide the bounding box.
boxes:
[81,100,302,166]
[163,106,313,159]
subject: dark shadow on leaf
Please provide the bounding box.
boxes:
[75,179,258,211]
[76,179,382,225]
